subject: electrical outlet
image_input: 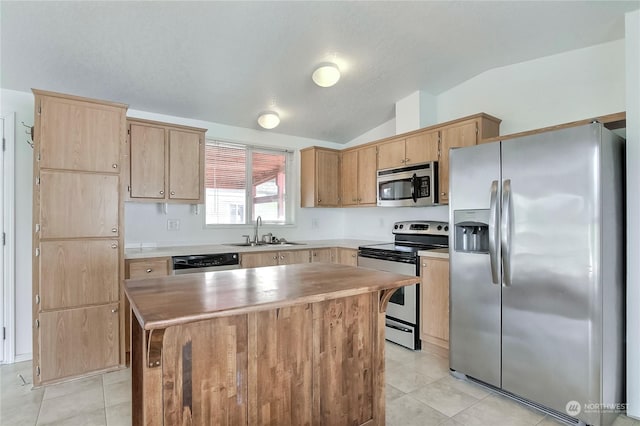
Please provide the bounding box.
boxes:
[167,219,180,231]
[311,218,319,229]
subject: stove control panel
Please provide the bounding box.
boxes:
[392,221,449,236]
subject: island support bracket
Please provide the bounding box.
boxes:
[146,328,166,368]
[379,288,399,313]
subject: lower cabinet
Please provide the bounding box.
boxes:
[124,257,171,362]
[241,250,311,268]
[419,256,450,348]
[39,304,120,383]
[311,248,336,263]
[337,248,358,266]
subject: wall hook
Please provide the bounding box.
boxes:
[21,121,34,148]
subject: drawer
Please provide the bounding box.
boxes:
[126,257,171,279]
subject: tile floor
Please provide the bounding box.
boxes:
[0,343,638,426]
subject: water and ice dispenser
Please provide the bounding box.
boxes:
[453,209,490,253]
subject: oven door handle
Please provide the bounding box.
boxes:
[387,323,412,333]
[411,173,418,202]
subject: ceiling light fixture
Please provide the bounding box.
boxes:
[312,62,341,87]
[257,111,280,129]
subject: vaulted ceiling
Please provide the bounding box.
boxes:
[1,1,638,143]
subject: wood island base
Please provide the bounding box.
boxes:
[125,263,417,425]
[132,292,393,425]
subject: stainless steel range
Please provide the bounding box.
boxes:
[358,221,449,350]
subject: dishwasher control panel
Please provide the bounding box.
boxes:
[172,253,240,273]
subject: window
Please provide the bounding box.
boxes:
[205,141,292,225]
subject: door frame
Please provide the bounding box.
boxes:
[1,112,16,364]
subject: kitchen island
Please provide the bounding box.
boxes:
[124,262,418,426]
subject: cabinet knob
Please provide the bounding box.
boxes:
[441,192,446,196]
[111,307,119,313]
[422,263,427,267]
[111,244,118,249]
[318,198,322,203]
[405,158,410,163]
[351,253,356,257]
[111,227,118,233]
[170,191,175,196]
[112,163,118,169]
[146,268,152,273]
[159,190,164,195]
[273,256,278,260]
[280,255,285,260]
[313,253,317,257]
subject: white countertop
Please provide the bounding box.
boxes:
[418,248,450,259]
[125,239,386,260]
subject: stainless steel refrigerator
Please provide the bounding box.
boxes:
[448,123,625,426]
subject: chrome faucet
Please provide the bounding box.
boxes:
[253,216,262,244]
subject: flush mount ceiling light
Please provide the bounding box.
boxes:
[312,62,341,88]
[257,111,280,129]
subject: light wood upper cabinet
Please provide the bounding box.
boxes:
[39,304,120,383]
[127,118,206,203]
[341,145,377,207]
[40,240,119,310]
[300,147,341,207]
[438,117,501,203]
[129,123,165,199]
[38,94,125,173]
[39,170,120,239]
[377,138,406,170]
[420,256,450,348]
[377,131,439,170]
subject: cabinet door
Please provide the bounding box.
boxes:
[279,250,311,265]
[39,171,120,239]
[439,120,477,203]
[126,257,171,279]
[341,150,359,206]
[241,252,279,268]
[311,248,334,263]
[39,304,120,383]
[40,240,119,310]
[377,139,405,170]
[357,145,378,205]
[39,96,123,173]
[405,131,439,166]
[129,124,166,199]
[169,130,202,201]
[316,150,340,206]
[337,248,358,266]
[420,257,450,347]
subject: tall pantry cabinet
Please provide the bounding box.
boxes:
[32,90,128,386]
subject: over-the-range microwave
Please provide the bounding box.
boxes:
[376,161,438,207]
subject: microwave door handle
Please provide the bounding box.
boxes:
[411,174,418,202]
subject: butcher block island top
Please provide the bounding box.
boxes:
[125,263,418,426]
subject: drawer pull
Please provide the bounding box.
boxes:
[111,307,119,313]
[112,163,118,169]
[146,268,152,273]
[111,227,118,233]
[159,190,164,195]
[170,191,175,196]
[111,244,118,249]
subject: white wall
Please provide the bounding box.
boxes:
[626,8,640,420]
[0,89,35,359]
[344,118,396,148]
[437,40,626,135]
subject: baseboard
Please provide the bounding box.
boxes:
[13,353,32,363]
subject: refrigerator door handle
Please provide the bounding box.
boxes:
[489,180,500,284]
[501,179,513,287]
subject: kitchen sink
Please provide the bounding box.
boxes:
[224,241,306,247]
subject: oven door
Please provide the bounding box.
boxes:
[357,256,419,324]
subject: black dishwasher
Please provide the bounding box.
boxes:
[172,253,240,274]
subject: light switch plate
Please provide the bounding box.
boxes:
[167,219,180,231]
